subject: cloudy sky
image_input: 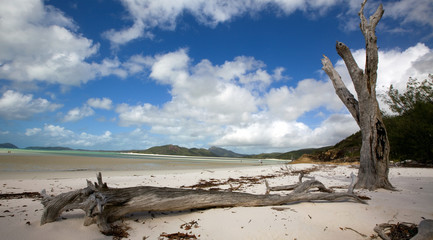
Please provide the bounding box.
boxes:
[0,0,432,154]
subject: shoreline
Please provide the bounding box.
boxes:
[0,152,276,178]
[0,164,432,239]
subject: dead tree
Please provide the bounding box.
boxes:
[40,172,366,236]
[321,0,393,190]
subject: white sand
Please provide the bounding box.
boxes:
[1,164,432,240]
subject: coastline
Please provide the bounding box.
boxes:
[0,163,432,239]
[0,150,274,180]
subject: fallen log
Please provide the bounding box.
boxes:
[40,172,366,235]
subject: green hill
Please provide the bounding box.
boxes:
[0,143,18,149]
[209,146,245,158]
[132,145,217,157]
[25,146,73,151]
[295,131,362,163]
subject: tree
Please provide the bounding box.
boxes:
[321,0,394,190]
[383,75,433,163]
[383,75,433,115]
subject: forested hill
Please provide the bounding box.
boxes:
[0,143,18,149]
[25,146,73,151]
[131,145,217,157]
[293,132,361,163]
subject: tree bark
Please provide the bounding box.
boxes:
[321,0,393,190]
[40,172,366,235]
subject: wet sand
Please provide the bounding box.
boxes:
[0,152,266,179]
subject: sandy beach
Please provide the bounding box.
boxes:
[1,161,432,240]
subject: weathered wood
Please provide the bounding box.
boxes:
[412,219,433,240]
[266,172,333,193]
[41,172,366,235]
[321,0,393,190]
[321,55,360,124]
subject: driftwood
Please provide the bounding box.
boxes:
[374,219,433,240]
[40,172,366,235]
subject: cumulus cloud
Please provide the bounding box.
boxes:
[87,97,113,110]
[212,113,358,152]
[105,0,343,45]
[0,0,96,85]
[0,90,62,120]
[0,0,130,86]
[116,49,281,128]
[63,97,113,122]
[63,105,95,122]
[25,128,42,136]
[113,43,432,153]
[384,0,433,30]
[333,43,433,113]
[337,0,433,36]
[24,124,112,148]
[265,78,341,121]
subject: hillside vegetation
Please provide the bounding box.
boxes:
[0,143,18,149]
[296,75,433,165]
[132,145,217,157]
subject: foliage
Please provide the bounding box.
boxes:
[291,74,433,164]
[277,146,333,160]
[383,75,433,163]
[293,132,362,163]
[383,74,433,115]
[133,145,217,157]
[208,146,245,158]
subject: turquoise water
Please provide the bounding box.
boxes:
[0,148,287,172]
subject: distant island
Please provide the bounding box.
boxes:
[128,145,246,158]
[0,133,363,162]
[24,146,74,151]
[0,143,18,149]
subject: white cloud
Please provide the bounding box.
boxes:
[337,0,433,36]
[0,90,62,120]
[113,43,432,153]
[25,128,42,136]
[117,49,282,128]
[87,97,113,110]
[0,0,97,85]
[63,105,95,122]
[63,97,113,122]
[0,0,131,87]
[265,78,341,121]
[43,124,74,138]
[212,113,359,152]
[24,124,113,148]
[333,43,433,113]
[384,0,433,30]
[105,0,343,45]
[68,131,112,147]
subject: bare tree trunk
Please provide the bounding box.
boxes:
[40,172,365,235]
[321,0,394,190]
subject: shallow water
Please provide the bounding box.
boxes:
[0,148,286,173]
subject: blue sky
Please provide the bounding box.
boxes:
[0,0,432,154]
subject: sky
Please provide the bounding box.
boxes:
[0,0,432,154]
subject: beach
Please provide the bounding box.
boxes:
[0,149,280,180]
[0,152,432,239]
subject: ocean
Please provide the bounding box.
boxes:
[0,148,287,173]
